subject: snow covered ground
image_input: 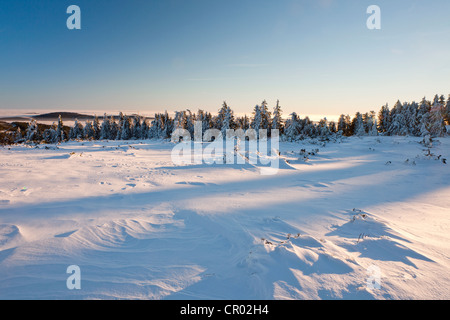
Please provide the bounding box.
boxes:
[0,136,449,299]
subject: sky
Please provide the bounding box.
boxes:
[0,0,449,119]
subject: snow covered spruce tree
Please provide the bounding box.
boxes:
[318,118,331,139]
[120,115,132,140]
[260,100,271,132]
[417,97,431,136]
[406,101,419,136]
[100,113,111,140]
[250,103,262,138]
[109,116,118,140]
[337,114,351,136]
[445,94,450,125]
[377,104,391,135]
[25,119,41,142]
[69,119,84,140]
[43,125,58,144]
[161,111,174,139]
[83,120,95,140]
[148,114,162,139]
[56,115,65,142]
[352,112,366,137]
[197,109,213,135]
[388,101,408,136]
[14,127,23,143]
[93,115,101,140]
[428,95,447,137]
[271,100,283,134]
[139,117,149,139]
[283,112,301,141]
[217,102,235,138]
[249,100,272,137]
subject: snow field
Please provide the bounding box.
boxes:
[0,136,449,299]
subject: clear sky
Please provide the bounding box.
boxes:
[0,0,449,118]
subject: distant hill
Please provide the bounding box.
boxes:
[0,112,155,127]
[32,112,94,120]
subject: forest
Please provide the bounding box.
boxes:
[9,94,450,145]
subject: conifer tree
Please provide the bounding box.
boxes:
[251,103,262,137]
[109,116,118,140]
[271,100,283,134]
[429,95,446,137]
[120,116,132,140]
[377,104,391,135]
[25,119,40,142]
[353,112,365,136]
[83,120,95,140]
[445,94,450,125]
[56,115,65,142]
[70,119,84,140]
[284,112,301,141]
[100,113,111,140]
[93,115,100,140]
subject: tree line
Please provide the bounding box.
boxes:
[15,94,450,144]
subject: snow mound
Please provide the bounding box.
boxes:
[0,224,23,249]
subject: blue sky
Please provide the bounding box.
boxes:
[0,0,449,118]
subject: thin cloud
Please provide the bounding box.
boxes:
[227,63,269,68]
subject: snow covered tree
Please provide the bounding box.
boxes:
[115,112,125,140]
[250,103,262,137]
[132,115,143,139]
[387,101,408,136]
[220,103,235,138]
[429,95,446,137]
[283,112,301,141]
[120,116,132,140]
[328,120,337,134]
[161,111,174,139]
[25,119,41,142]
[56,115,65,142]
[377,104,391,135]
[109,116,118,140]
[242,114,250,130]
[139,118,149,139]
[148,114,161,139]
[363,111,377,135]
[100,114,111,140]
[353,112,365,136]
[302,116,315,137]
[185,110,196,137]
[405,102,419,136]
[318,118,330,139]
[260,100,271,130]
[389,112,408,136]
[93,115,100,140]
[271,100,283,134]
[445,94,450,125]
[69,119,84,140]
[198,109,212,134]
[416,97,431,136]
[43,126,58,144]
[14,127,23,143]
[83,121,95,140]
[337,114,350,136]
[174,111,187,131]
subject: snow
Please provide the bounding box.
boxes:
[0,136,449,299]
